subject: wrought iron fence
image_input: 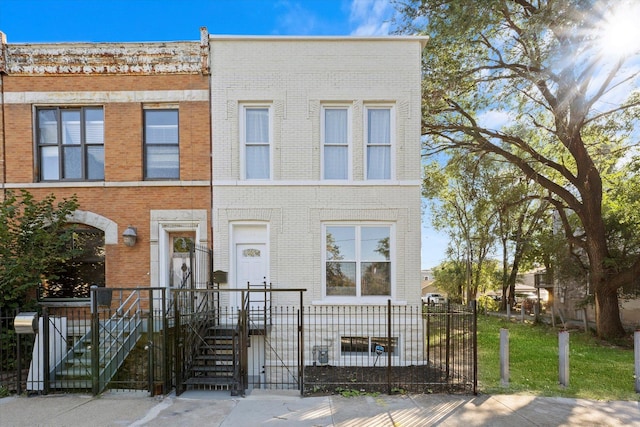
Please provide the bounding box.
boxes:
[0,288,169,396]
[3,290,476,397]
[304,300,476,395]
[1,307,35,394]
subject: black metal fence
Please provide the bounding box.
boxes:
[0,288,168,396]
[2,289,476,397]
[304,300,477,395]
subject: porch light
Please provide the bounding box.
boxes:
[122,226,138,247]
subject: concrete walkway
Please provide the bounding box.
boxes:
[1,390,639,426]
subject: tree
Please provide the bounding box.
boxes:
[423,153,498,303]
[0,190,80,309]
[397,0,640,339]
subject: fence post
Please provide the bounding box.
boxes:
[445,300,451,378]
[559,330,569,388]
[473,300,478,395]
[16,316,22,395]
[42,306,50,394]
[148,290,154,395]
[500,328,509,387]
[91,287,100,395]
[387,299,392,395]
[299,290,304,395]
[174,299,182,395]
[635,330,639,393]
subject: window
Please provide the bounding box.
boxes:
[322,106,350,179]
[144,109,179,179]
[40,226,105,299]
[37,107,104,181]
[325,225,392,297]
[242,106,271,179]
[365,106,393,180]
[341,336,397,357]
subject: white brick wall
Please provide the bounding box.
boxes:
[210,37,424,306]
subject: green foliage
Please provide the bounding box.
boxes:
[477,295,500,313]
[396,0,640,338]
[0,190,79,309]
[334,387,380,398]
[477,316,638,401]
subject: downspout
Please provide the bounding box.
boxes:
[200,27,214,248]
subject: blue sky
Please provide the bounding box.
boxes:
[0,0,397,42]
[0,0,446,269]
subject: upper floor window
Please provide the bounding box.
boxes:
[324,224,392,298]
[37,107,104,181]
[322,106,351,180]
[241,105,271,180]
[365,106,394,180]
[144,109,179,179]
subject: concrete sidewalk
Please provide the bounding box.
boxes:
[1,390,639,426]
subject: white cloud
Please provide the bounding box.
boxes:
[477,110,513,130]
[349,0,394,36]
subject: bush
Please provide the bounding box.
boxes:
[477,295,500,313]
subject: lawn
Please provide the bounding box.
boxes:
[477,315,639,401]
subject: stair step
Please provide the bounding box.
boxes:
[184,377,236,386]
[204,335,234,340]
[192,365,234,373]
[201,344,234,351]
[196,354,234,362]
[51,380,92,389]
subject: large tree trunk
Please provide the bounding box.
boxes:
[593,286,624,339]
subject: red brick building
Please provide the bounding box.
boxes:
[0,29,212,302]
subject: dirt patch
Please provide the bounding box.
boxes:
[303,364,472,395]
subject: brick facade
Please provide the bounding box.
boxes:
[0,30,212,293]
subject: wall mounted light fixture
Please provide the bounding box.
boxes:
[122,226,138,247]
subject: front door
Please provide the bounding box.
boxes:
[235,243,268,313]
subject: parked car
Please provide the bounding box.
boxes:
[422,293,445,304]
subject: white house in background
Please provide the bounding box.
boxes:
[209,36,426,309]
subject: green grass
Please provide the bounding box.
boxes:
[477,315,639,401]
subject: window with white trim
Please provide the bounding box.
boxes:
[322,106,350,180]
[324,225,392,297]
[144,108,179,179]
[37,107,104,181]
[365,106,393,180]
[241,105,271,180]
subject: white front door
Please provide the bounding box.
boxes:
[234,243,268,311]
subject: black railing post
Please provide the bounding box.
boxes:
[16,314,22,395]
[387,299,392,395]
[426,302,431,366]
[174,298,182,395]
[91,287,100,395]
[445,300,451,380]
[148,290,155,395]
[299,290,304,395]
[473,299,478,395]
[42,306,50,394]
[162,288,170,394]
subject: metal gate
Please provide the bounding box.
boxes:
[171,288,305,395]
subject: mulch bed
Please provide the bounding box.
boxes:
[303,364,472,395]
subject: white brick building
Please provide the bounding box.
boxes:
[210,36,426,309]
